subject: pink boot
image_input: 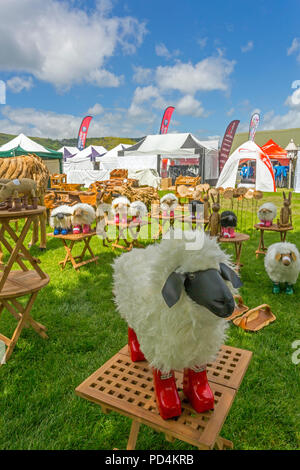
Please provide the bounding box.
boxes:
[73,224,81,234]
[83,224,91,234]
[114,214,120,224]
[183,366,214,413]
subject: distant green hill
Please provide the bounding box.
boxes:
[0,133,140,151]
[231,127,300,153]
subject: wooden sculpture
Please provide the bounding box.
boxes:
[208,193,221,237]
[278,191,293,228]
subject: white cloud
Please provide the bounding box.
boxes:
[0,0,147,90]
[287,38,300,56]
[155,57,235,94]
[241,41,253,53]
[88,103,104,115]
[261,109,300,130]
[132,66,152,84]
[6,76,34,93]
[155,43,180,60]
[176,95,205,117]
[128,85,165,118]
[285,88,300,109]
[226,107,235,116]
[0,104,153,139]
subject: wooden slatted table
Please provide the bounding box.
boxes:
[76,344,252,450]
[48,231,99,271]
[0,206,50,364]
[254,224,294,257]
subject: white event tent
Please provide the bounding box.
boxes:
[118,133,219,183]
[216,140,276,192]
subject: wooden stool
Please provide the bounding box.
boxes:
[105,221,148,251]
[48,231,99,271]
[76,344,252,450]
[219,233,250,271]
[254,224,293,257]
[0,207,50,363]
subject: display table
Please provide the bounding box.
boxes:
[76,344,252,450]
[48,231,99,270]
[219,233,250,271]
[0,206,49,363]
[254,224,293,257]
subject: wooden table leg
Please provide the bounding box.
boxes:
[2,292,38,362]
[214,436,234,450]
[60,240,76,270]
[126,420,140,450]
[234,241,243,270]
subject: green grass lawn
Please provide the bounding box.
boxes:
[0,190,299,450]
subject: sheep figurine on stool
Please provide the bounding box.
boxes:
[220,211,237,238]
[257,203,277,227]
[112,196,131,224]
[113,231,242,420]
[50,205,73,235]
[264,242,300,294]
[71,203,96,234]
[160,193,178,217]
[129,200,148,223]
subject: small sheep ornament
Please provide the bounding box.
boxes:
[113,231,242,420]
[71,203,96,234]
[112,196,131,224]
[160,193,178,217]
[50,205,73,235]
[220,211,237,238]
[264,242,300,294]
[257,202,277,227]
[128,200,148,223]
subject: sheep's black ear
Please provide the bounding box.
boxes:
[219,263,243,288]
[162,271,186,308]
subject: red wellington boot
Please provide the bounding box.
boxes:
[183,366,214,413]
[153,369,182,420]
[128,327,145,362]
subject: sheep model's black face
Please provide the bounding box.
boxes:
[162,263,242,318]
[221,211,237,228]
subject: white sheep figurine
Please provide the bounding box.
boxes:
[71,203,96,234]
[160,193,178,217]
[264,242,300,294]
[257,202,277,227]
[50,205,73,235]
[111,196,131,224]
[113,230,242,420]
[128,200,148,223]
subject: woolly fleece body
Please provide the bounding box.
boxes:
[113,231,235,373]
[160,193,178,212]
[264,242,300,284]
[257,202,277,222]
[50,205,73,230]
[128,200,148,217]
[71,203,96,226]
[112,196,131,215]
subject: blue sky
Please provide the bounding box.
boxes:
[1,0,300,141]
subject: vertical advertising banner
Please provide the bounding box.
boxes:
[219,119,240,173]
[77,116,93,151]
[248,112,260,141]
[159,106,175,134]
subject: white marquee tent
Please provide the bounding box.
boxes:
[216,140,276,192]
[0,133,54,154]
[118,133,219,182]
[63,145,107,171]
